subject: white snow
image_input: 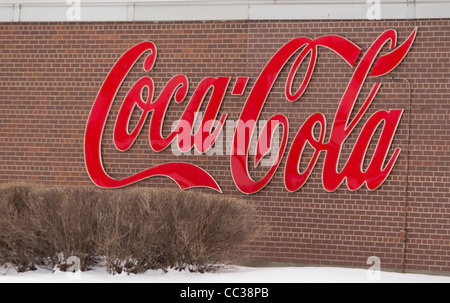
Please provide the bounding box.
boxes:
[1,265,449,283]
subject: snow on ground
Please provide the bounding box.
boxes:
[1,265,449,283]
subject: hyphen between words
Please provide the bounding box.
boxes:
[85,28,417,194]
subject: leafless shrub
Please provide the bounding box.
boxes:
[0,183,42,272]
[29,186,103,271]
[145,189,260,273]
[0,183,260,274]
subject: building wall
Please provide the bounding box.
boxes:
[0,19,449,274]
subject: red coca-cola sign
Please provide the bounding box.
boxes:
[85,28,417,194]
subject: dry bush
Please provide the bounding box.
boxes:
[29,186,103,271]
[95,188,155,274]
[0,183,260,274]
[0,183,42,272]
[145,189,260,273]
[0,184,103,272]
[98,188,260,274]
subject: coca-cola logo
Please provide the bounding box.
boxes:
[84,28,417,194]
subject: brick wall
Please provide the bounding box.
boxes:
[0,19,449,274]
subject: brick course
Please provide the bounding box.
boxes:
[1,19,449,274]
